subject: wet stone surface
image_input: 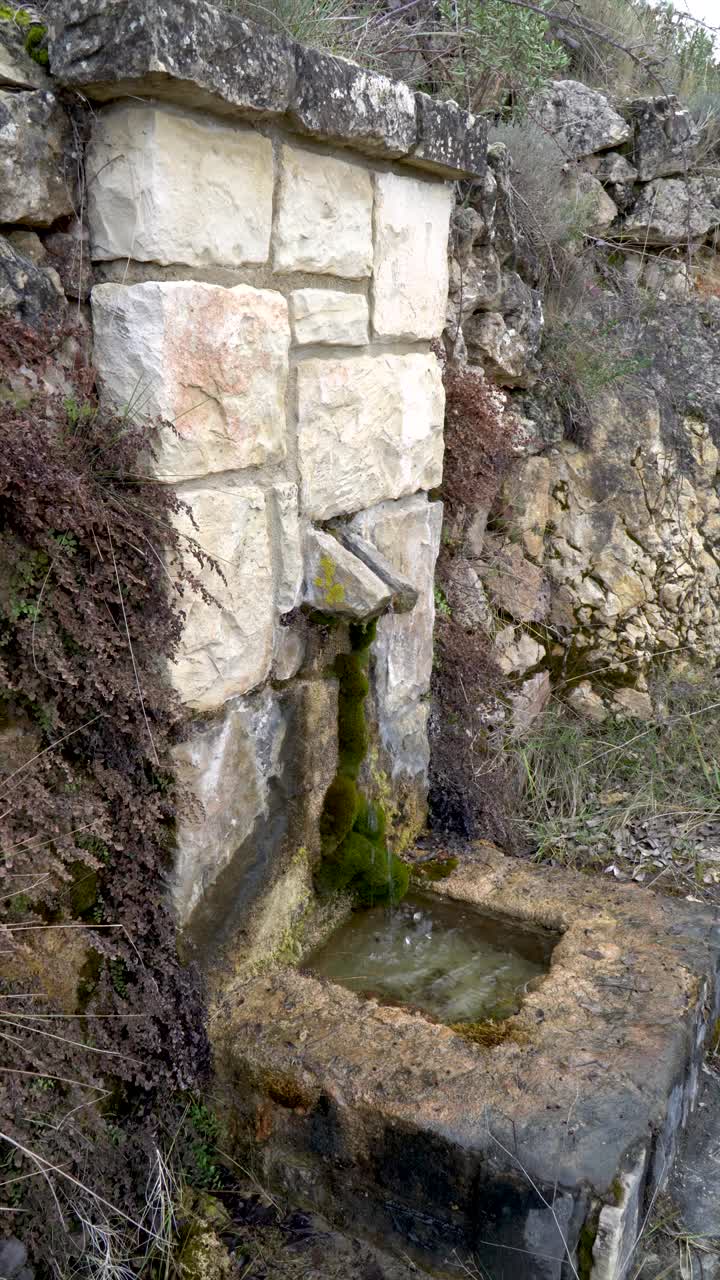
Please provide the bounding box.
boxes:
[214,847,720,1279]
[305,891,556,1024]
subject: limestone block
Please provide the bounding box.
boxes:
[0,235,66,328]
[271,483,303,614]
[0,21,49,89]
[626,96,698,181]
[494,626,544,676]
[290,46,416,158]
[350,494,443,781]
[612,688,654,720]
[303,527,391,619]
[172,687,285,924]
[289,289,368,346]
[482,538,548,623]
[510,671,551,735]
[274,145,373,278]
[567,681,607,723]
[91,281,289,482]
[272,626,306,683]
[412,93,487,179]
[86,103,273,267]
[621,176,720,246]
[171,483,274,712]
[0,89,73,226]
[372,172,452,340]
[297,353,444,520]
[531,79,631,159]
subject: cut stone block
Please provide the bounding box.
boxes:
[303,528,392,619]
[215,848,720,1280]
[174,679,338,959]
[372,172,452,340]
[91,281,289,482]
[172,687,286,925]
[0,89,73,226]
[171,482,273,712]
[271,483,303,614]
[86,103,273,267]
[297,353,444,520]
[350,494,442,785]
[289,289,368,346]
[273,145,373,279]
[290,45,416,158]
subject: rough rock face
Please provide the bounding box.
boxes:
[621,175,720,245]
[0,89,73,225]
[531,79,631,159]
[0,235,66,325]
[626,95,698,181]
[0,20,49,89]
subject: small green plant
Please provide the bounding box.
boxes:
[434,586,452,618]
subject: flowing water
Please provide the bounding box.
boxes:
[305,892,557,1024]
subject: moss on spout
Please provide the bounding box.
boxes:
[316,620,409,906]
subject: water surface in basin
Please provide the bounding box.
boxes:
[305,892,556,1024]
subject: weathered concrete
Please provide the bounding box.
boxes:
[214,847,720,1279]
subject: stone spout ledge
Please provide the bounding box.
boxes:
[48,0,487,179]
[302,525,418,620]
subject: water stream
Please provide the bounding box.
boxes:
[305,892,556,1024]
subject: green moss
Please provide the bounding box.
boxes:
[577,1207,601,1280]
[449,1019,529,1049]
[413,855,458,882]
[319,773,359,853]
[610,1177,624,1206]
[316,619,409,907]
[24,23,48,65]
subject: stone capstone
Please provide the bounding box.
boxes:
[170,482,274,712]
[86,103,273,267]
[296,353,444,520]
[412,93,487,179]
[48,0,297,119]
[372,171,452,340]
[289,289,368,347]
[620,175,720,245]
[91,281,289,482]
[49,0,486,179]
[273,145,373,279]
[302,527,392,620]
[350,494,442,785]
[531,79,631,159]
[626,95,698,181]
[0,89,73,226]
[290,44,416,158]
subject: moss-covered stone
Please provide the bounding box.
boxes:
[316,618,409,907]
[413,855,458,881]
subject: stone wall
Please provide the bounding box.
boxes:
[34,0,487,962]
[443,78,720,734]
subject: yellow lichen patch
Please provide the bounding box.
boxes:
[314,554,345,607]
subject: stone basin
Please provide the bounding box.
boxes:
[213,846,720,1279]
